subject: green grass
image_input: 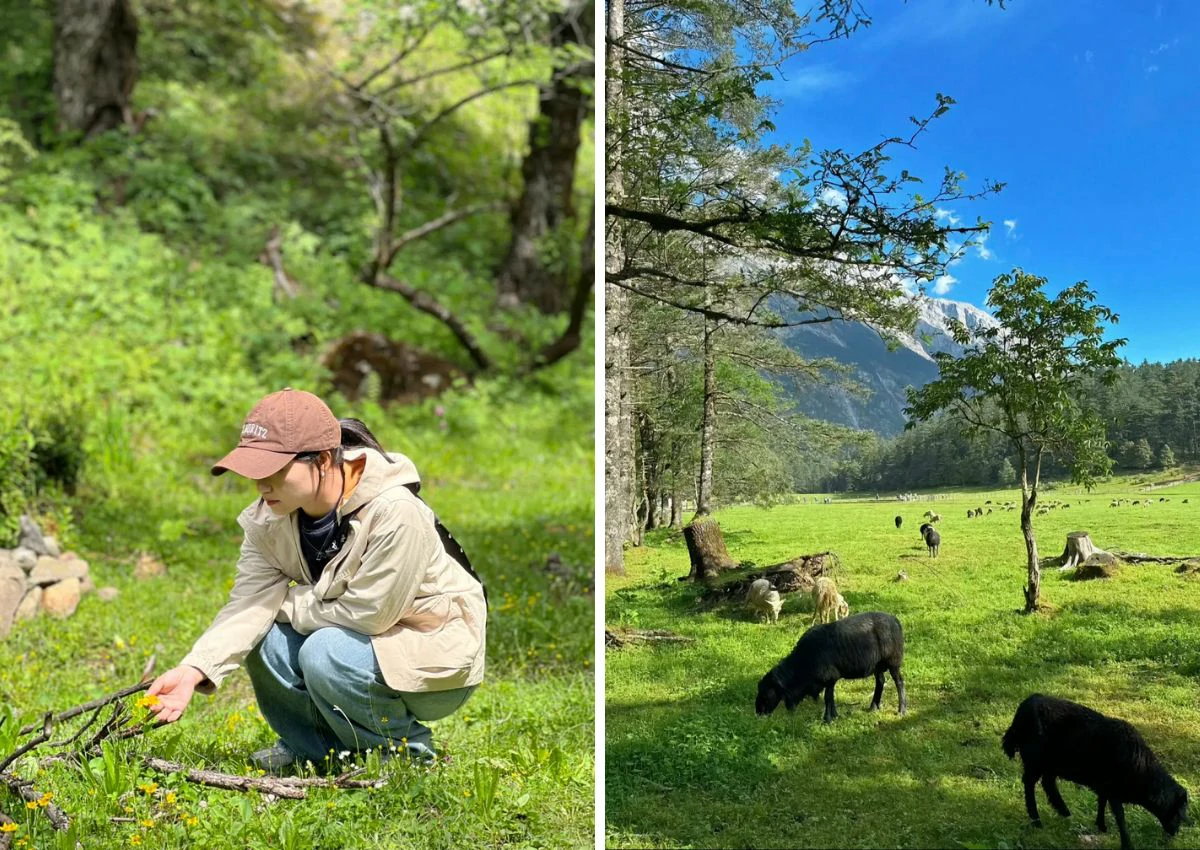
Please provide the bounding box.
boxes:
[606,471,1200,849]
[0,376,594,850]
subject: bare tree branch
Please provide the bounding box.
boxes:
[371,274,492,372]
[386,202,507,266]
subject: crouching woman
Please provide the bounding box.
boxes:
[147,388,486,772]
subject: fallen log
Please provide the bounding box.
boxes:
[699,552,838,604]
[1110,551,1200,564]
[605,628,695,648]
[0,772,69,830]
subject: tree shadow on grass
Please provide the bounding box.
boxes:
[606,609,1200,849]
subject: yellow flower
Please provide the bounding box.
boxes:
[186,816,198,827]
[138,782,158,795]
[25,802,37,810]
[130,835,142,846]
[140,819,154,828]
[165,792,177,805]
[136,694,160,709]
[0,823,18,833]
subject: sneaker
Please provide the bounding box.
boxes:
[250,741,297,775]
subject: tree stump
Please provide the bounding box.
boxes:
[1075,552,1119,580]
[699,553,836,604]
[683,517,736,582]
[1060,532,1102,571]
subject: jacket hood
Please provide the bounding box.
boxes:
[340,447,422,515]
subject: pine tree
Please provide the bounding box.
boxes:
[1158,443,1176,469]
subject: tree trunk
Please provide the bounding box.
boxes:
[1060,532,1101,571]
[1021,487,1040,613]
[684,517,736,581]
[496,0,594,313]
[694,314,716,518]
[603,0,630,575]
[54,0,138,139]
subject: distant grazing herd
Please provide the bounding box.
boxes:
[741,496,1193,848]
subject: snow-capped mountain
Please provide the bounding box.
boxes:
[775,297,1000,435]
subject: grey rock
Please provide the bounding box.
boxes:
[29,556,89,586]
[42,535,61,558]
[13,547,37,571]
[41,578,82,618]
[0,567,25,638]
[15,586,41,621]
[17,514,49,556]
[97,586,120,602]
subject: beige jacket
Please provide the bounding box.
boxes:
[180,448,486,693]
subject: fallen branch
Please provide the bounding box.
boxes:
[18,682,150,736]
[1110,551,1200,564]
[605,628,695,648]
[142,758,385,799]
[0,808,15,850]
[371,274,491,372]
[0,713,51,773]
[0,773,69,830]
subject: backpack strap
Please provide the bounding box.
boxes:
[403,482,488,607]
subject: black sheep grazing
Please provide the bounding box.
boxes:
[923,525,940,557]
[755,612,906,723]
[1002,694,1191,850]
[918,522,932,538]
[895,515,903,529]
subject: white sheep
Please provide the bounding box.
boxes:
[811,577,849,626]
[745,578,782,624]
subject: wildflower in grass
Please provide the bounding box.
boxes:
[186,816,199,827]
[165,792,176,805]
[25,802,37,810]
[136,694,160,709]
[37,792,52,807]
[130,835,142,845]
[0,823,18,833]
[140,819,154,828]
[138,782,158,795]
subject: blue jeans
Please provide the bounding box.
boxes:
[244,622,476,765]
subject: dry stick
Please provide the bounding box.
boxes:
[82,704,127,755]
[0,808,15,850]
[0,713,51,773]
[18,682,150,736]
[142,758,384,798]
[140,653,157,683]
[47,700,109,750]
[0,772,70,830]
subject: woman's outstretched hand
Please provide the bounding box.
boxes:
[146,665,206,723]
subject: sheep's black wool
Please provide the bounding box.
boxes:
[922,526,940,557]
[755,612,906,723]
[1002,694,1191,850]
[894,515,903,529]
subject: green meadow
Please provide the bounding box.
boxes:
[606,473,1200,849]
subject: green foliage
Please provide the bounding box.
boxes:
[1159,443,1176,469]
[0,413,36,546]
[995,458,1016,486]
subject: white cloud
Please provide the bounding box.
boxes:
[773,65,854,99]
[934,208,962,226]
[1150,38,1178,55]
[1146,64,1160,75]
[933,275,957,296]
[974,231,993,260]
[818,186,848,208]
[1003,219,1018,237]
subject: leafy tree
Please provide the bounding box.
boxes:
[996,457,1016,486]
[604,0,1005,571]
[1159,443,1176,469]
[1133,437,1154,469]
[904,269,1126,613]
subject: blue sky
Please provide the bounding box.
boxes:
[761,0,1199,364]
